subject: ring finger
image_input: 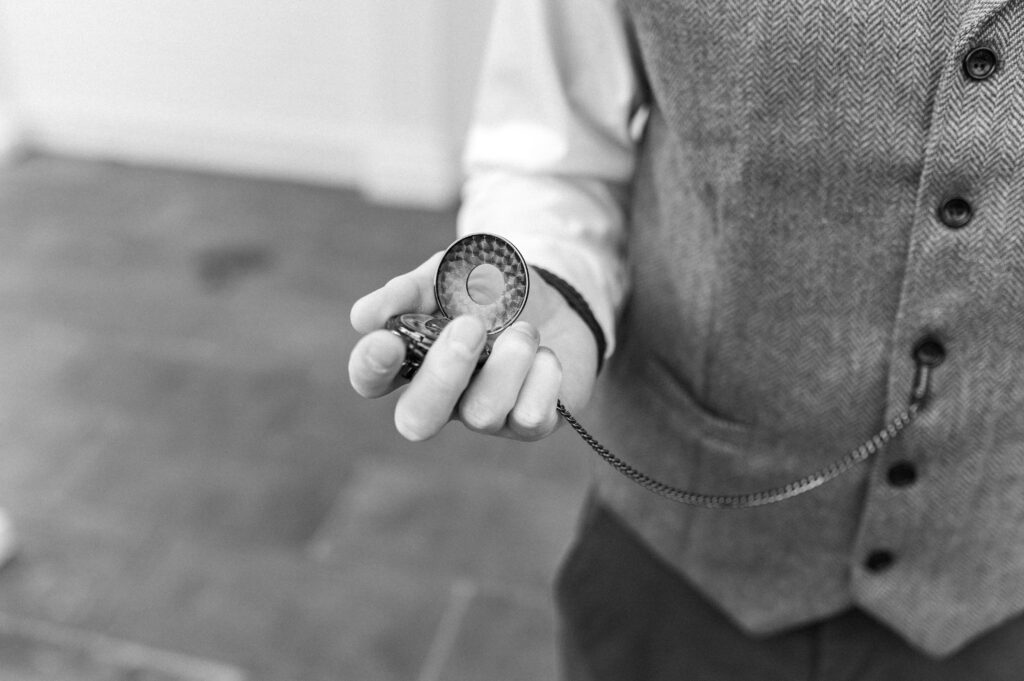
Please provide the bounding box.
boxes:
[458,321,540,434]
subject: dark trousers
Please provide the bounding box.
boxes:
[555,502,1024,681]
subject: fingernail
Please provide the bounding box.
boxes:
[446,315,486,351]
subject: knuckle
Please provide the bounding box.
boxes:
[535,345,563,373]
[494,323,539,354]
[362,348,398,378]
[443,340,484,366]
[417,362,470,395]
[394,410,438,442]
[509,405,555,440]
[350,374,384,399]
[508,320,541,342]
[383,273,432,313]
[459,397,507,434]
[382,274,412,295]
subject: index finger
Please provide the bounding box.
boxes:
[350,252,443,333]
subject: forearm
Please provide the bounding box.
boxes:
[457,0,645,358]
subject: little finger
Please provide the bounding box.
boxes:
[507,346,563,440]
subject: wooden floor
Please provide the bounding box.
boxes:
[0,155,591,680]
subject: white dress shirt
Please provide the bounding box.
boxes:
[456,0,645,354]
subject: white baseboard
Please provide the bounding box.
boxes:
[18,101,462,207]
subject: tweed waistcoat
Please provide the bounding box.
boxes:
[588,0,1024,656]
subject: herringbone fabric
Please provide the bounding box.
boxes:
[589,0,1024,656]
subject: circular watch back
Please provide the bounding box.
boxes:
[434,234,529,334]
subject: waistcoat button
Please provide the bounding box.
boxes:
[913,338,946,367]
[887,461,918,487]
[963,47,998,81]
[865,550,895,572]
[939,198,972,229]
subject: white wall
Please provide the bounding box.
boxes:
[0,0,495,206]
[0,20,20,160]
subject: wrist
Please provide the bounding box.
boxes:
[531,266,607,374]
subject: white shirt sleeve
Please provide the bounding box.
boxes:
[457,0,645,357]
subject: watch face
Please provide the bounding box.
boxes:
[434,234,529,335]
[386,233,527,380]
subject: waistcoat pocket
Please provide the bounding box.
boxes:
[599,351,802,492]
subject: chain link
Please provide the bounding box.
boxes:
[556,401,921,509]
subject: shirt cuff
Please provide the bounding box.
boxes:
[456,173,628,360]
